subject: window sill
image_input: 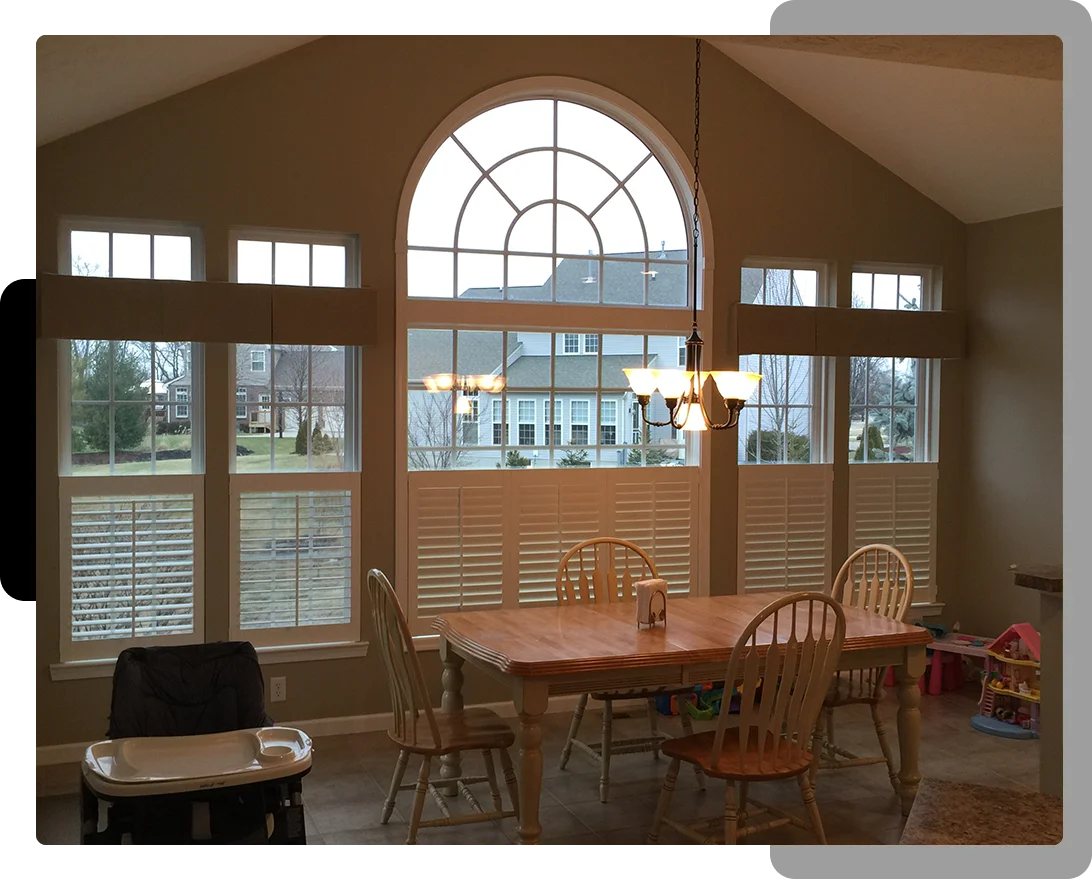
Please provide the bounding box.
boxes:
[411,634,442,652]
[49,641,370,681]
[908,601,944,619]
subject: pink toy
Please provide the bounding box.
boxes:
[971,623,1041,739]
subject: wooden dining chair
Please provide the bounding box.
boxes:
[647,592,847,844]
[366,568,519,844]
[555,537,704,803]
[811,544,914,792]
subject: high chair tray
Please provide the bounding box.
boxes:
[82,727,312,798]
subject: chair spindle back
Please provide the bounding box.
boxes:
[556,537,657,605]
[831,544,915,622]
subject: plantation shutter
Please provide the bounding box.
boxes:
[63,484,203,662]
[515,475,603,607]
[737,465,833,593]
[409,475,506,623]
[848,463,938,603]
[408,468,701,631]
[612,469,697,597]
[237,490,354,638]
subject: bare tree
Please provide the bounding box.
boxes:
[408,391,465,470]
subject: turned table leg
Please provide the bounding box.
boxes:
[516,680,549,845]
[439,640,465,797]
[896,645,928,816]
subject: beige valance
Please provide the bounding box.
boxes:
[730,302,966,358]
[36,274,378,346]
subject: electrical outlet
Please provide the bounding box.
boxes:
[270,676,286,703]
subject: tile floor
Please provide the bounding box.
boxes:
[37,688,1039,845]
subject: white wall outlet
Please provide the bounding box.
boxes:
[270,676,287,703]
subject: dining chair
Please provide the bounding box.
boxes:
[647,592,847,844]
[811,544,915,792]
[366,568,519,844]
[555,537,704,803]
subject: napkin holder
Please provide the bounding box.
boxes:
[635,578,668,629]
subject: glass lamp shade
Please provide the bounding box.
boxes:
[425,373,455,392]
[455,396,473,415]
[476,374,506,393]
[711,370,762,403]
[655,369,693,400]
[679,400,708,431]
[623,368,659,396]
[422,375,439,392]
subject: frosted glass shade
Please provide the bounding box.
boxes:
[623,368,658,396]
[711,370,762,402]
[679,401,708,431]
[455,396,472,414]
[655,369,693,400]
[475,374,506,393]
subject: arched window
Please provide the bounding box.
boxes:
[398,89,708,634]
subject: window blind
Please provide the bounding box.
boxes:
[848,463,938,603]
[737,465,833,593]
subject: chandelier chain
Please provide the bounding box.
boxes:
[691,38,701,328]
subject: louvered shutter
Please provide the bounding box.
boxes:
[848,463,938,603]
[237,490,354,638]
[62,480,204,662]
[737,465,833,593]
[611,468,697,596]
[514,474,603,606]
[409,474,505,624]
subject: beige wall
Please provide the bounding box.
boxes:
[35,36,968,746]
[952,208,1062,636]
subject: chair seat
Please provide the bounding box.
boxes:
[389,707,515,756]
[590,686,696,701]
[662,730,813,781]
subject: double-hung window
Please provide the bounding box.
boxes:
[848,265,939,604]
[228,229,363,647]
[57,218,205,662]
[736,261,833,594]
[401,96,704,633]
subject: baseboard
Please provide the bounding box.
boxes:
[36,695,650,769]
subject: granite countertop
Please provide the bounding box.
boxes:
[1010,563,1063,594]
[900,779,1062,845]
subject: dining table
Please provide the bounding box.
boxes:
[432,591,932,845]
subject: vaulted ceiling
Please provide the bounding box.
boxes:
[36,35,1062,225]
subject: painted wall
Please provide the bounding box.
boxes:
[952,208,1062,636]
[36,35,967,746]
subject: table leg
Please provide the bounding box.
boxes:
[896,645,928,816]
[515,680,549,845]
[439,640,465,797]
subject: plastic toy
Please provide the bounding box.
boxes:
[970,623,1040,740]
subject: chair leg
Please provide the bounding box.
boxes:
[809,713,824,787]
[482,749,503,813]
[679,709,705,791]
[724,781,739,845]
[406,757,431,845]
[739,781,749,828]
[647,698,661,759]
[825,706,835,752]
[599,698,613,803]
[646,757,680,844]
[797,772,827,844]
[870,700,900,793]
[498,747,520,821]
[382,749,410,824]
[559,692,589,770]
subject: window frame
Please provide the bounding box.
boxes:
[228,227,361,287]
[58,216,205,281]
[251,348,267,372]
[848,263,937,464]
[394,79,718,641]
[738,257,831,465]
[569,398,590,446]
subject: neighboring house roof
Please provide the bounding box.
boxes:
[273,347,344,390]
[506,353,659,389]
[407,329,504,381]
[461,249,689,305]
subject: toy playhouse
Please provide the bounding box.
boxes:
[970,623,1041,740]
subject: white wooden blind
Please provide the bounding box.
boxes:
[737,465,833,593]
[61,476,204,662]
[229,473,360,647]
[848,462,938,603]
[408,468,700,632]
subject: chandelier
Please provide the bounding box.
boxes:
[623,39,761,431]
[422,373,506,414]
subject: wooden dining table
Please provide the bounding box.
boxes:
[432,591,932,845]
